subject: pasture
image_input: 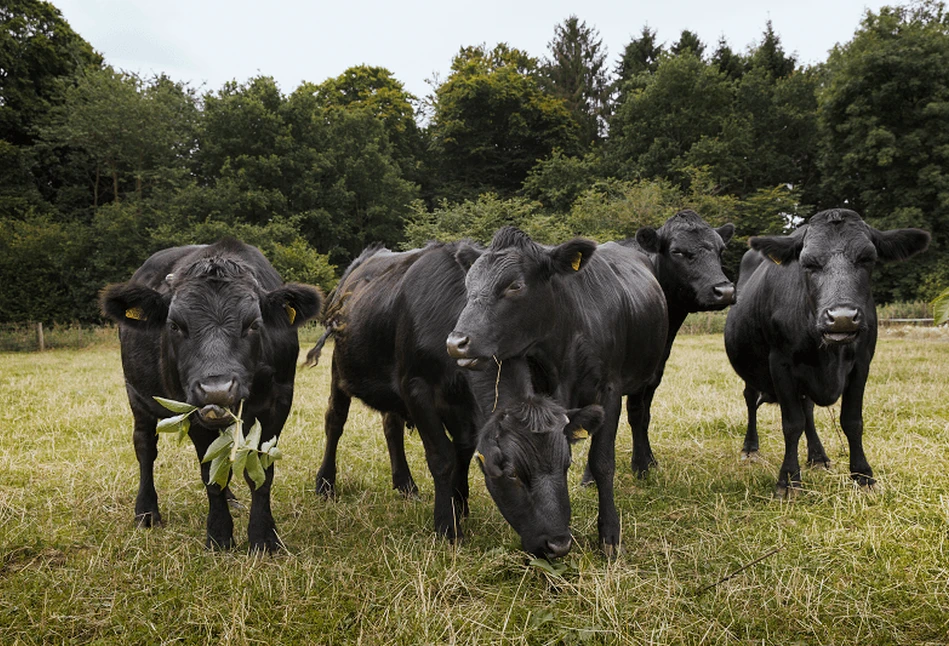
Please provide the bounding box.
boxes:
[1,328,948,645]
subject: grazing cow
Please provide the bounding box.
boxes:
[476,396,604,557]
[608,210,735,477]
[100,239,322,550]
[447,227,668,555]
[724,209,930,496]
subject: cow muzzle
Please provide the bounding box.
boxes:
[821,306,861,345]
[194,377,239,426]
[446,331,481,369]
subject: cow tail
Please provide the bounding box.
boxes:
[305,324,335,368]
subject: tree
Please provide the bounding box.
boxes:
[0,1,101,218]
[428,43,580,199]
[613,26,664,106]
[605,51,733,185]
[540,16,611,148]
[672,30,706,59]
[818,1,949,299]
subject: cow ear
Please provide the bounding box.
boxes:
[548,238,597,275]
[870,227,930,262]
[563,404,604,444]
[716,223,735,245]
[100,283,167,328]
[475,435,505,479]
[455,243,483,271]
[263,283,323,329]
[635,227,661,254]
[749,235,803,265]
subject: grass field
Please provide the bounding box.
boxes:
[1,329,948,645]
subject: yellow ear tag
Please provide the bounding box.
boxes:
[285,304,297,325]
[475,451,485,465]
[125,307,145,321]
[571,252,582,271]
[571,427,589,440]
[768,254,782,265]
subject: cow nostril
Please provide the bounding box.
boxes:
[197,378,237,406]
[825,307,860,331]
[714,283,736,303]
[544,536,572,558]
[446,332,470,357]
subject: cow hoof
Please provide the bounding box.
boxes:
[579,474,596,487]
[135,511,162,528]
[249,538,284,554]
[853,474,876,490]
[315,477,336,499]
[773,483,803,500]
[807,458,832,471]
[206,535,235,550]
[395,481,420,499]
[600,541,622,560]
[740,450,761,463]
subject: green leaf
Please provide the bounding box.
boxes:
[229,422,244,462]
[208,453,231,489]
[245,451,266,490]
[175,417,190,445]
[932,286,949,326]
[202,432,234,463]
[529,557,568,577]
[156,413,190,434]
[245,420,262,452]
[153,397,198,414]
[231,449,249,486]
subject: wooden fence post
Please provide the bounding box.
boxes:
[36,322,45,352]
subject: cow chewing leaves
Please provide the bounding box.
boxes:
[153,397,282,491]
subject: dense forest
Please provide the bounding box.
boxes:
[2,0,948,324]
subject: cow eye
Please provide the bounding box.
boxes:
[244,319,262,335]
[504,280,524,297]
[671,249,693,260]
[168,320,183,334]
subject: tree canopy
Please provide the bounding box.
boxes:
[1,1,947,324]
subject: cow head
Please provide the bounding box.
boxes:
[476,396,603,558]
[636,209,735,312]
[447,227,596,368]
[749,209,930,345]
[101,247,321,426]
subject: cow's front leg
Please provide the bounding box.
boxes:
[802,398,831,468]
[194,430,234,549]
[588,390,622,558]
[741,384,761,460]
[246,463,279,552]
[132,409,162,527]
[841,366,874,489]
[770,356,805,498]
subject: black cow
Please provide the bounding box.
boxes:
[611,209,734,477]
[724,209,930,496]
[100,238,322,550]
[312,242,604,557]
[476,395,604,556]
[448,227,669,555]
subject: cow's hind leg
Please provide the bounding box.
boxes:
[316,359,351,497]
[741,384,761,461]
[627,386,658,477]
[383,412,418,498]
[587,390,623,558]
[802,398,831,469]
[405,377,462,542]
[132,409,162,527]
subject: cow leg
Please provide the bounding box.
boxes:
[588,390,622,558]
[383,412,418,498]
[316,359,350,497]
[246,413,284,552]
[627,386,657,477]
[404,377,462,542]
[193,430,234,549]
[444,410,475,519]
[773,395,807,499]
[841,366,874,488]
[741,384,760,460]
[131,409,162,527]
[802,398,831,468]
[245,463,279,552]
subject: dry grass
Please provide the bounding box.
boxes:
[1,332,948,644]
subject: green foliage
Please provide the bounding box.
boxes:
[429,43,581,199]
[817,0,949,300]
[154,397,282,491]
[929,288,949,325]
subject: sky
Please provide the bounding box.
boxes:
[53,0,894,100]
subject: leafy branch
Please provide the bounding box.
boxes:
[153,397,283,490]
